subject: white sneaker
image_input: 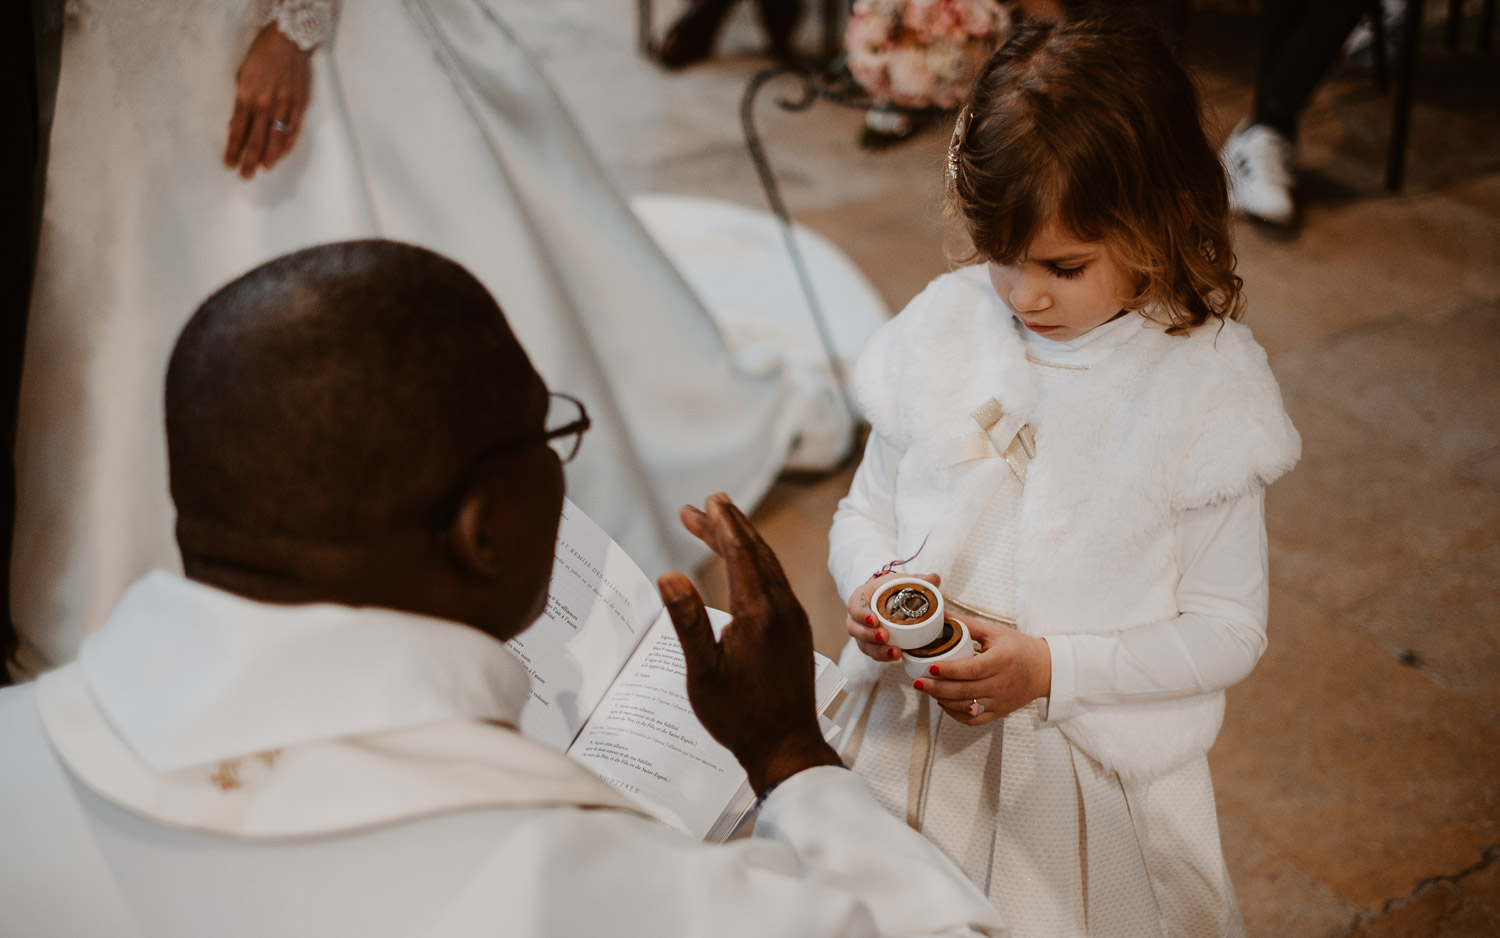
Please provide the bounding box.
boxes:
[1222,121,1296,225]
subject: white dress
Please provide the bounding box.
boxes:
[832,313,1255,937]
[12,0,877,676]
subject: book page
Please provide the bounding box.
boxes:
[506,498,663,752]
[566,609,743,839]
[568,610,846,841]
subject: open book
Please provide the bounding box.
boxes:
[506,498,845,842]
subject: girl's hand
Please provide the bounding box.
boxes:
[912,617,1051,726]
[225,24,312,180]
[844,572,942,663]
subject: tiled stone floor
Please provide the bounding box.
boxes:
[512,1,1499,933]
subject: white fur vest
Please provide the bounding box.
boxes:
[854,266,1300,782]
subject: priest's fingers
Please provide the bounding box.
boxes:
[703,495,798,629]
[678,503,711,548]
[659,572,718,672]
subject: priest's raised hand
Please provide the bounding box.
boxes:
[661,495,844,797]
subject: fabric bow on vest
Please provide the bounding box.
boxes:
[936,397,1035,483]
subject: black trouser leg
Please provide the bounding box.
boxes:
[1254,0,1373,138]
[0,1,40,686]
[1,0,62,685]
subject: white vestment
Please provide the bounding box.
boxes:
[0,572,1007,938]
[12,0,868,677]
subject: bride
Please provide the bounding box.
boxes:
[12,0,861,677]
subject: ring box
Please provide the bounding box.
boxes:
[902,617,978,679]
[871,577,945,649]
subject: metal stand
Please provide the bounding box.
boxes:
[739,65,915,432]
[1386,0,1425,192]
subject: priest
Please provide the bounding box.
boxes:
[0,240,1005,937]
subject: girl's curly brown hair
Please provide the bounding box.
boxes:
[949,16,1242,333]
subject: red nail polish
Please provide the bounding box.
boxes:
[889,646,899,660]
[875,630,886,643]
[865,615,875,627]
[929,665,940,676]
[913,680,924,691]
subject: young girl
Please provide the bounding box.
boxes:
[829,18,1299,938]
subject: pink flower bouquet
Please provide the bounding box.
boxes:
[845,0,1011,110]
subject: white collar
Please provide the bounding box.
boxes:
[76,571,526,772]
[38,572,642,837]
[1014,309,1148,368]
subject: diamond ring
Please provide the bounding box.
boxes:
[271,119,293,134]
[971,699,985,716]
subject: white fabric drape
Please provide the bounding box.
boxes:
[13,0,855,676]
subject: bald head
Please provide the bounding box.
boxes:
[166,240,545,549]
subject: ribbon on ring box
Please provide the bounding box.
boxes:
[936,397,1035,483]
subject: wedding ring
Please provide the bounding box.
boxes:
[271,119,293,134]
[971,699,985,716]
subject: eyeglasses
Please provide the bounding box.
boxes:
[538,392,590,464]
[479,391,591,465]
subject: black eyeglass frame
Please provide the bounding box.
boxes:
[483,391,591,465]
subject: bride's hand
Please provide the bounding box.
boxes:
[225,24,312,180]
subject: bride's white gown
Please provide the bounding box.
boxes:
[12,0,883,676]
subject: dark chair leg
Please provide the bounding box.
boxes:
[1386,0,1425,192]
[1371,0,1389,93]
[1445,0,1464,48]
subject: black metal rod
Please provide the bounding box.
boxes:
[1386,0,1425,192]
[1370,0,1389,93]
[740,66,862,432]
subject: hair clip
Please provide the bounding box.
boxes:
[946,107,970,183]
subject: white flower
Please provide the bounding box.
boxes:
[925,38,966,80]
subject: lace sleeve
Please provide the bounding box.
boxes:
[261,0,339,51]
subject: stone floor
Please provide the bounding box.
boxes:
[511,1,1500,934]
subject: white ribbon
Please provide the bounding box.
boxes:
[936,397,1035,483]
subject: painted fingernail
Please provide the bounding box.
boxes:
[875,630,886,643]
[928,665,940,676]
[865,615,875,627]
[913,680,924,691]
[889,646,900,660]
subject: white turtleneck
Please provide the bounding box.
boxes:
[831,311,1269,722]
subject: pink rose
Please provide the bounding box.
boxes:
[957,0,1007,37]
[845,11,895,55]
[887,45,937,106]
